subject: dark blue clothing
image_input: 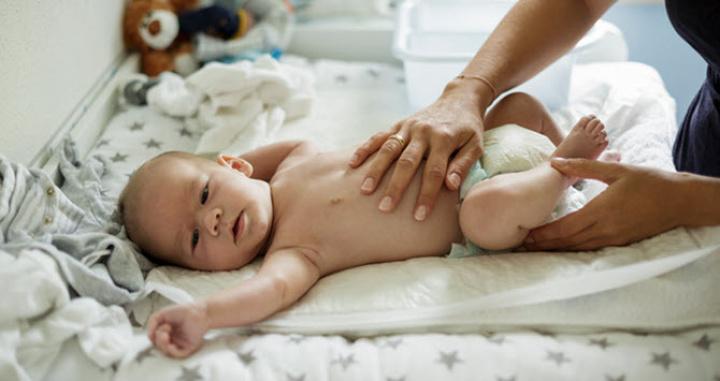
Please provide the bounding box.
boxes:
[666,0,720,176]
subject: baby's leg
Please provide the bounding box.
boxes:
[484,92,565,145]
[459,116,607,251]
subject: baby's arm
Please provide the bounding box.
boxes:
[240,140,317,181]
[147,247,321,358]
[203,247,321,327]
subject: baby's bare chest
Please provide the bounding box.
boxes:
[269,149,462,274]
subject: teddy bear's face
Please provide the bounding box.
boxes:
[123,0,179,51]
[140,10,180,50]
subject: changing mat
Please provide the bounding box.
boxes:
[123,59,720,336]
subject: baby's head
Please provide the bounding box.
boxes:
[119,151,273,271]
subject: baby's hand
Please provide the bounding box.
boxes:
[147,301,210,358]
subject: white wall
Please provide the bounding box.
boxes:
[0,0,127,166]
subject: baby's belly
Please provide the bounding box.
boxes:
[278,156,463,272]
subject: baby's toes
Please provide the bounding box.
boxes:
[577,115,595,129]
[587,118,604,135]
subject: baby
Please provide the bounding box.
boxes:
[119,92,612,358]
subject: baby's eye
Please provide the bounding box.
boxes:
[192,229,199,248]
[200,185,209,204]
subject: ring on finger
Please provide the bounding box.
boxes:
[388,134,405,149]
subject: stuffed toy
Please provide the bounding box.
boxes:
[123,0,293,78]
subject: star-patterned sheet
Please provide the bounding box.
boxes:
[89,107,201,200]
[114,327,720,381]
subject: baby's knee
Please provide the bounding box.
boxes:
[459,181,526,251]
[495,91,541,110]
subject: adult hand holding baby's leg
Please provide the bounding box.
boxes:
[147,301,210,358]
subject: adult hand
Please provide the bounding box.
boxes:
[524,158,686,251]
[147,301,210,358]
[349,79,488,221]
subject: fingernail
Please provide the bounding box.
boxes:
[449,173,461,189]
[379,196,393,212]
[361,178,375,192]
[414,205,428,221]
[349,154,359,166]
[523,236,534,244]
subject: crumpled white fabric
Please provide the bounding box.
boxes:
[147,55,314,157]
[0,249,131,381]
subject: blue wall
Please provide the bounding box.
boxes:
[602,3,706,125]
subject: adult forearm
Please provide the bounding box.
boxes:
[462,0,615,96]
[677,173,720,227]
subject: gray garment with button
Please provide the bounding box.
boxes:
[0,140,154,305]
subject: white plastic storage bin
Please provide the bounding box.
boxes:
[393,0,574,112]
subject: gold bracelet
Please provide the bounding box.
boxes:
[457,74,497,101]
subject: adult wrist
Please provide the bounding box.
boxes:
[675,172,720,227]
[445,74,496,111]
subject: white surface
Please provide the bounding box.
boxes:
[287,17,398,63]
[393,0,575,111]
[0,0,127,167]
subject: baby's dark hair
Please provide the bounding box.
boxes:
[117,151,189,265]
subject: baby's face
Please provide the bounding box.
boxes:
[132,154,272,271]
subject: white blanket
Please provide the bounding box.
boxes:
[147,55,315,157]
[129,60,720,336]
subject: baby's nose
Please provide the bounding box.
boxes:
[203,207,222,236]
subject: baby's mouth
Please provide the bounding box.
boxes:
[233,211,245,243]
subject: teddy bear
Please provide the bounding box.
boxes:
[123,0,260,77]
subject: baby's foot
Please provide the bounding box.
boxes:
[550,115,608,161]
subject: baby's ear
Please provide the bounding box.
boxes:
[217,155,254,177]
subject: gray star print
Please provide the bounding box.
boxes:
[589,338,613,350]
[489,336,506,345]
[96,139,110,147]
[179,127,194,137]
[387,377,406,381]
[144,139,162,149]
[286,373,305,381]
[129,122,144,131]
[177,365,202,381]
[111,153,128,162]
[437,350,462,371]
[694,334,715,351]
[332,354,356,370]
[497,376,516,381]
[383,338,403,349]
[605,375,626,381]
[650,352,678,371]
[545,351,571,367]
[237,350,256,365]
[287,335,306,344]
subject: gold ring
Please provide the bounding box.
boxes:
[388,134,405,149]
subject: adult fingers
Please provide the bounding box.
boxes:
[411,142,452,220]
[359,130,407,195]
[445,136,483,190]
[524,207,599,248]
[526,223,607,251]
[379,139,428,212]
[349,128,397,168]
[550,158,624,184]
